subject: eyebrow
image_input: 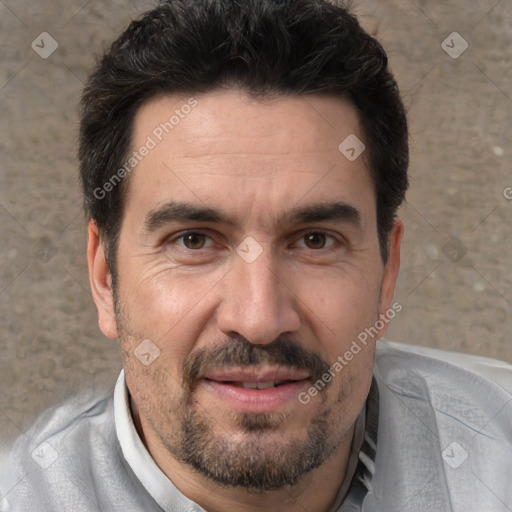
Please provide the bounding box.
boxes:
[142,200,363,234]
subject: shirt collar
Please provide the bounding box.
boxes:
[113,370,202,511]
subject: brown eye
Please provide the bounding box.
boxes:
[294,232,337,250]
[182,233,207,249]
[304,232,327,249]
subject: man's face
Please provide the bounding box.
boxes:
[90,89,401,490]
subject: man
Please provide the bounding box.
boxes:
[1,1,511,511]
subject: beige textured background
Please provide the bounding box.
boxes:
[0,0,511,443]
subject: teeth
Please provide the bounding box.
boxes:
[240,381,287,389]
[241,382,259,389]
[257,381,276,390]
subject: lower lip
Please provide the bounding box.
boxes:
[200,379,310,413]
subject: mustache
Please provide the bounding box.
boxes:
[182,335,331,391]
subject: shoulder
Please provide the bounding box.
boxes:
[374,339,512,434]
[366,340,512,511]
[376,339,512,394]
[0,385,153,512]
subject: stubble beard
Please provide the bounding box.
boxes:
[157,387,343,491]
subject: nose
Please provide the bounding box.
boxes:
[216,248,300,345]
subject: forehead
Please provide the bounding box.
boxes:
[133,89,364,158]
[124,89,375,229]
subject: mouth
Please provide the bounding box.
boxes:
[225,380,292,389]
[199,367,311,413]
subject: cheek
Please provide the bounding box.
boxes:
[125,361,186,431]
[300,269,380,349]
[335,360,374,417]
[115,273,218,397]
[118,261,222,337]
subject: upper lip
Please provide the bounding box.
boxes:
[203,367,310,383]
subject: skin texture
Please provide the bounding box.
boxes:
[88,89,403,512]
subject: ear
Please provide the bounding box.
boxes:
[87,220,118,339]
[377,217,404,338]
